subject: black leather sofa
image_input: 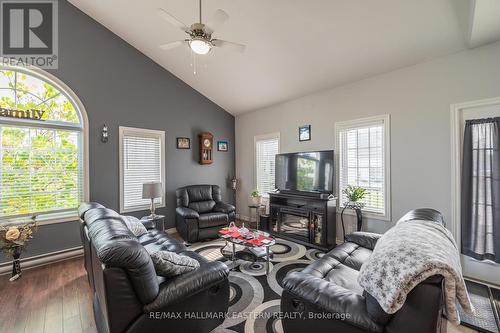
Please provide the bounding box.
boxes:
[281,208,446,333]
[78,202,230,333]
[176,184,235,242]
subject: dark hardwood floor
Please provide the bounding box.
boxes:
[0,257,96,333]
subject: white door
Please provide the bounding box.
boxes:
[451,98,500,286]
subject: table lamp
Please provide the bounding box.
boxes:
[142,182,163,217]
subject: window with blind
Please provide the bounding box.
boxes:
[0,67,85,220]
[336,115,391,218]
[255,133,280,196]
[119,127,165,213]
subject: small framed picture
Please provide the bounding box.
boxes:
[176,137,190,149]
[217,140,228,152]
[299,125,311,141]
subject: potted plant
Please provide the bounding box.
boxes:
[250,190,261,205]
[0,216,37,281]
[341,186,367,238]
[343,185,367,208]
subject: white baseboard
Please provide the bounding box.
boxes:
[0,246,83,276]
[236,214,253,222]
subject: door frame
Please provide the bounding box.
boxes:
[450,96,500,285]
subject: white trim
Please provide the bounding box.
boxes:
[334,114,391,221]
[0,64,90,220]
[119,126,166,213]
[450,96,500,246]
[236,213,251,222]
[0,246,83,275]
[1,211,78,226]
[253,132,280,196]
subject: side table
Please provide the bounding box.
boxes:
[248,204,264,229]
[140,215,166,232]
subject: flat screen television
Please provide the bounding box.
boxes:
[275,150,335,194]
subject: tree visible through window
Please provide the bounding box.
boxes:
[0,68,84,218]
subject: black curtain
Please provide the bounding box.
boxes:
[461,117,500,263]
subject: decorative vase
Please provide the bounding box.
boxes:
[250,196,261,206]
[10,247,22,282]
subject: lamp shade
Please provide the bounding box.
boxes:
[142,182,163,199]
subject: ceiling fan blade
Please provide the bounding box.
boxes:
[159,40,185,50]
[205,9,229,35]
[157,8,190,33]
[212,39,246,53]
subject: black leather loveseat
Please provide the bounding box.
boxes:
[281,209,446,333]
[176,184,235,242]
[78,202,230,333]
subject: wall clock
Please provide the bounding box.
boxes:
[198,132,213,165]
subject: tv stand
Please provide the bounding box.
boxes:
[268,192,337,250]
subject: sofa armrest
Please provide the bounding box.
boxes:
[345,232,382,250]
[176,207,200,219]
[144,261,229,312]
[213,202,235,214]
[283,271,382,332]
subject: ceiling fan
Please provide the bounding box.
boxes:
[157,0,246,55]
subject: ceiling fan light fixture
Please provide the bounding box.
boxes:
[189,38,211,55]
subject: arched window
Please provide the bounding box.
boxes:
[0,66,88,220]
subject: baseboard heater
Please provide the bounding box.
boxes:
[0,246,83,275]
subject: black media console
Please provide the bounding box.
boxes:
[268,192,336,250]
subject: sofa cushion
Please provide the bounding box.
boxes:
[151,251,200,277]
[189,200,216,214]
[324,263,364,295]
[345,232,382,250]
[198,212,228,228]
[326,241,373,271]
[123,215,148,237]
[302,252,364,295]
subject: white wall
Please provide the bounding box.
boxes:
[235,41,500,235]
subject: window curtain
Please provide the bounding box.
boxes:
[461,117,500,263]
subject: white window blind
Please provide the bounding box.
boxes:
[337,116,390,217]
[120,127,165,213]
[255,134,279,196]
[0,125,84,218]
[0,67,86,220]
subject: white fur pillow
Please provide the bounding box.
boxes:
[122,215,148,237]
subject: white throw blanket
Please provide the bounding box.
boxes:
[358,219,473,324]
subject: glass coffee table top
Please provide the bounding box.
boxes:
[218,226,275,247]
[218,226,275,274]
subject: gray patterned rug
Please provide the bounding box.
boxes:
[188,238,323,333]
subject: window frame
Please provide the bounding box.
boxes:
[0,65,89,224]
[119,126,166,213]
[254,132,280,198]
[335,114,391,221]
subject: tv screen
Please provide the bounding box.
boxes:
[275,150,334,194]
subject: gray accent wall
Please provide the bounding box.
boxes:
[1,0,235,264]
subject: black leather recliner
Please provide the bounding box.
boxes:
[78,202,230,333]
[176,184,235,242]
[281,208,446,333]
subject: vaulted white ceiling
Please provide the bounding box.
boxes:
[68,0,499,115]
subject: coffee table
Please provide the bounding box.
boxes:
[218,227,276,274]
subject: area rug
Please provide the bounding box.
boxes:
[188,238,324,333]
[458,280,500,333]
